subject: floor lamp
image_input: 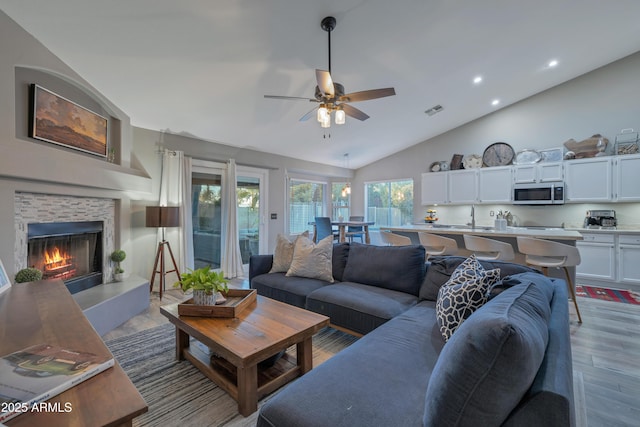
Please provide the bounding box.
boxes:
[146,206,181,300]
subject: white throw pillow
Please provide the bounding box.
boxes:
[286,235,334,282]
[269,231,309,273]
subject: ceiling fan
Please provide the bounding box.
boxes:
[264,16,396,128]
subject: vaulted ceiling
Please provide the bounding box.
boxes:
[3,1,640,168]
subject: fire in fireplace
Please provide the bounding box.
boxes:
[27,221,103,294]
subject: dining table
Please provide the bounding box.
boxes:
[310,220,375,244]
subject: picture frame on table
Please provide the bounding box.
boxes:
[29,84,108,158]
[0,259,10,295]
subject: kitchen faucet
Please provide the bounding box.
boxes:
[468,204,476,229]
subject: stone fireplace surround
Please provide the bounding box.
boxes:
[13,191,149,336]
[14,192,116,285]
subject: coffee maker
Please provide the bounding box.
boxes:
[583,209,617,229]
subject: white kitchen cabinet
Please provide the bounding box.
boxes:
[618,234,640,284]
[565,157,613,202]
[478,166,512,203]
[614,154,640,201]
[448,169,478,204]
[421,172,448,205]
[576,233,616,282]
[513,163,563,184]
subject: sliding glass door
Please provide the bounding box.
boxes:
[192,171,223,269]
[191,161,268,270]
[237,173,262,264]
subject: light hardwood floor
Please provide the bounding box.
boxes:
[103,280,640,427]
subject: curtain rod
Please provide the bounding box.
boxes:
[192,157,280,170]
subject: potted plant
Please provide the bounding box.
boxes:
[15,267,43,284]
[174,266,229,306]
[110,250,126,282]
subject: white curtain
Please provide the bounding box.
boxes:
[159,150,194,274]
[221,159,244,278]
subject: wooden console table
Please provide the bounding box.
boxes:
[0,279,147,427]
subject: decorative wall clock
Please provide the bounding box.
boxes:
[482,142,515,167]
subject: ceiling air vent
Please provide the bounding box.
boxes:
[425,105,444,116]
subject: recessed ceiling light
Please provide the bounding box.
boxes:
[491,99,500,106]
[548,59,558,68]
[473,76,483,84]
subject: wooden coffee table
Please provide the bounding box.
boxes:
[160,295,329,416]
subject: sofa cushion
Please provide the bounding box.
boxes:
[423,278,553,427]
[251,273,331,308]
[287,235,334,282]
[331,243,351,282]
[420,255,540,301]
[306,282,419,335]
[342,243,426,296]
[269,232,308,273]
[436,255,500,341]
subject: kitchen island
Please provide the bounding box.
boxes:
[381,224,583,241]
[380,224,583,282]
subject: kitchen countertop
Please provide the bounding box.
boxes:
[381,224,584,241]
[565,227,640,235]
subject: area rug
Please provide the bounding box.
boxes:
[105,322,357,426]
[576,285,640,305]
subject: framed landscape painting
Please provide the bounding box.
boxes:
[29,84,108,157]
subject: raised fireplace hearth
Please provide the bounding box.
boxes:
[28,221,103,294]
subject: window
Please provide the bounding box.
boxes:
[331,182,350,220]
[192,171,223,269]
[288,179,326,234]
[365,179,413,228]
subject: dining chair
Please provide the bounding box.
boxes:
[516,236,583,323]
[418,232,458,259]
[314,217,339,242]
[379,231,412,246]
[463,234,515,261]
[346,216,365,243]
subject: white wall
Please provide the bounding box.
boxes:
[353,51,640,228]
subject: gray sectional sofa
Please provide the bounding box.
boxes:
[249,244,575,427]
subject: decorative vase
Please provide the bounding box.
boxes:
[193,289,218,306]
[114,273,124,282]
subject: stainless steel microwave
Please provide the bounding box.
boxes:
[513,182,565,205]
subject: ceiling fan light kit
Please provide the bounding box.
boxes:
[264,16,396,129]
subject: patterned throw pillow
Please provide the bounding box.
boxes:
[436,255,500,341]
[269,231,309,273]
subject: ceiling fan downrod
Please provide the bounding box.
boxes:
[321,16,336,75]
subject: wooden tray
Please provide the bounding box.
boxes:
[178,289,256,318]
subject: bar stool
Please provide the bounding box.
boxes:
[516,236,583,323]
[463,234,515,261]
[379,231,412,246]
[418,232,458,259]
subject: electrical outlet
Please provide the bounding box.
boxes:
[489,210,495,217]
[270,213,277,220]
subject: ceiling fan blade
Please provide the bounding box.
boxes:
[264,95,317,102]
[339,87,396,103]
[315,69,335,97]
[299,106,319,122]
[341,103,370,121]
